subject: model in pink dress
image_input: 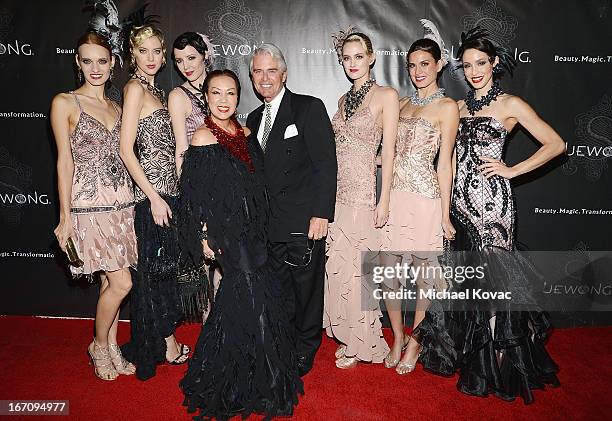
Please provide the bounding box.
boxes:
[69,91,138,276]
[383,116,444,260]
[324,30,398,368]
[381,32,459,375]
[51,32,138,381]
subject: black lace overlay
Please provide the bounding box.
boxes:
[133,109,179,202]
[177,136,302,420]
[415,116,560,404]
[121,195,182,381]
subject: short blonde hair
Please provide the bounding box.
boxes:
[129,25,166,72]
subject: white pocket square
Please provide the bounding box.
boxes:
[284,124,298,139]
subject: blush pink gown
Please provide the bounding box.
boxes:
[323,103,389,363]
[382,116,443,277]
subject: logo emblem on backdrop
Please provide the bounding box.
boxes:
[450,0,526,81]
[563,95,612,182]
[0,8,13,68]
[206,0,262,78]
[462,0,517,47]
[0,8,13,40]
[0,8,32,57]
[0,147,51,226]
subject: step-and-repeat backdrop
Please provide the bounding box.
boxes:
[1,0,610,325]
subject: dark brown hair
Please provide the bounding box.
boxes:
[408,38,442,62]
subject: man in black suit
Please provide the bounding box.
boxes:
[247,44,337,376]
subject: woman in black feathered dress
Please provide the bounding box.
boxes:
[177,69,302,420]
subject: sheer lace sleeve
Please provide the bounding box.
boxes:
[177,145,219,268]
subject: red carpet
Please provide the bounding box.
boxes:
[0,316,610,420]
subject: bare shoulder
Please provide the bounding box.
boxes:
[169,86,190,101]
[373,85,399,101]
[242,125,251,137]
[501,93,527,108]
[168,87,189,110]
[52,92,70,104]
[168,87,185,101]
[123,79,144,97]
[51,92,75,115]
[499,94,534,119]
[191,127,218,146]
[438,97,460,113]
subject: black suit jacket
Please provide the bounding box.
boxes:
[246,89,337,243]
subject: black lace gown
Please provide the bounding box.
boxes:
[415,116,559,404]
[177,126,302,420]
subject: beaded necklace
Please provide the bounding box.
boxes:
[409,87,445,106]
[466,80,503,115]
[204,116,254,173]
[344,79,375,120]
[132,74,166,107]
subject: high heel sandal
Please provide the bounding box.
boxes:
[108,343,135,375]
[165,343,191,365]
[88,340,118,381]
[384,333,411,369]
[335,355,359,369]
[335,344,347,359]
[396,345,422,375]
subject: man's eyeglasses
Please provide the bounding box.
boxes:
[284,233,315,268]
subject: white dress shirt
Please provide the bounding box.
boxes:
[257,87,286,146]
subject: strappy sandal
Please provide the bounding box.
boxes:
[166,343,191,365]
[335,344,347,359]
[108,343,136,375]
[88,340,118,381]
[396,343,422,375]
[384,333,411,368]
[335,355,359,369]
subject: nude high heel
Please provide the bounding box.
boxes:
[88,340,118,381]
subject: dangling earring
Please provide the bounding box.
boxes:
[493,63,503,74]
[77,67,83,84]
[110,67,114,80]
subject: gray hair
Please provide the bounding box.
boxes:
[249,43,287,73]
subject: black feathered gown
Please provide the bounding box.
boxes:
[177,131,302,420]
[415,117,559,404]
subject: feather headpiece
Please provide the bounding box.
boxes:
[331,25,356,64]
[458,26,516,76]
[86,1,159,67]
[197,32,216,68]
[87,0,124,66]
[419,19,450,66]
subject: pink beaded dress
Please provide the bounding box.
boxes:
[323,96,390,363]
[382,116,443,277]
[68,92,137,277]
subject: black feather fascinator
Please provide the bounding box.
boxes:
[457,26,516,76]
